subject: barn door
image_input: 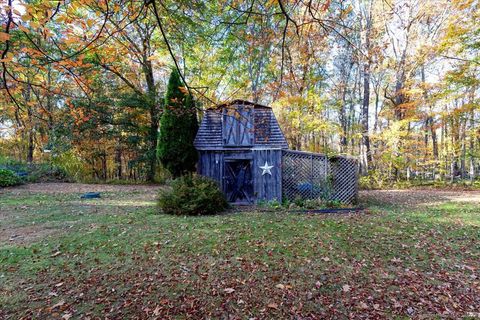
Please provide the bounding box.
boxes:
[223,106,254,146]
[224,160,253,204]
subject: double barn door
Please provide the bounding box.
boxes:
[224,159,253,204]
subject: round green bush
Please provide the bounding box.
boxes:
[158,174,229,216]
[0,169,22,187]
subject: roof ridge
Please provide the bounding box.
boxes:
[212,99,271,109]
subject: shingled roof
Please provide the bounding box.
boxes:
[194,100,289,150]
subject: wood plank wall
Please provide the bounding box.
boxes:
[252,149,282,202]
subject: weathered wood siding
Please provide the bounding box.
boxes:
[194,111,223,150]
[198,151,224,188]
[194,100,289,151]
[222,106,254,146]
[254,107,288,148]
[252,149,282,202]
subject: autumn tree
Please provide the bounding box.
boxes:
[1,0,479,185]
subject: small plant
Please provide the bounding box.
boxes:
[51,151,91,182]
[303,199,319,209]
[27,164,70,183]
[256,199,267,207]
[158,174,229,216]
[324,200,343,208]
[293,196,304,207]
[0,156,72,183]
[257,198,283,211]
[266,199,282,209]
[0,169,23,187]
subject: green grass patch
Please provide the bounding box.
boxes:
[0,187,479,318]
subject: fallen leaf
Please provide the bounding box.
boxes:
[342,284,351,292]
[224,288,235,294]
[51,300,65,310]
[407,306,415,315]
[51,251,62,258]
[358,302,368,309]
[267,302,278,309]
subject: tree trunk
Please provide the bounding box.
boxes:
[27,128,34,163]
[339,87,348,152]
[102,151,107,181]
[24,84,34,163]
[461,115,467,179]
[469,90,476,182]
[115,146,122,179]
[143,56,159,182]
[431,120,438,160]
[361,6,373,172]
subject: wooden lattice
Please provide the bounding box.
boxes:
[282,150,358,204]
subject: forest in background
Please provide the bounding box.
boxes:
[0,0,479,185]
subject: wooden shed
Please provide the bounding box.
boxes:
[194,99,358,204]
[194,100,287,204]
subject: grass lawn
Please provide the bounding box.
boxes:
[1,184,479,319]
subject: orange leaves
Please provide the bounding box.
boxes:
[453,0,475,10]
[20,14,31,23]
[0,32,11,42]
[64,37,78,45]
[0,56,13,63]
[340,4,353,18]
[18,24,29,33]
[69,105,92,126]
[396,101,418,112]
[29,21,41,29]
[322,0,331,11]
[20,47,44,59]
[86,19,95,29]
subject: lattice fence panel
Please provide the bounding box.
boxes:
[330,157,358,204]
[282,151,358,204]
[282,152,314,200]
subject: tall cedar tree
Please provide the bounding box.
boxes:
[157,70,199,177]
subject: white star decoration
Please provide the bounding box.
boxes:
[259,161,274,176]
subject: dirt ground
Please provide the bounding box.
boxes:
[0,183,161,245]
[1,182,160,199]
[360,189,480,207]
